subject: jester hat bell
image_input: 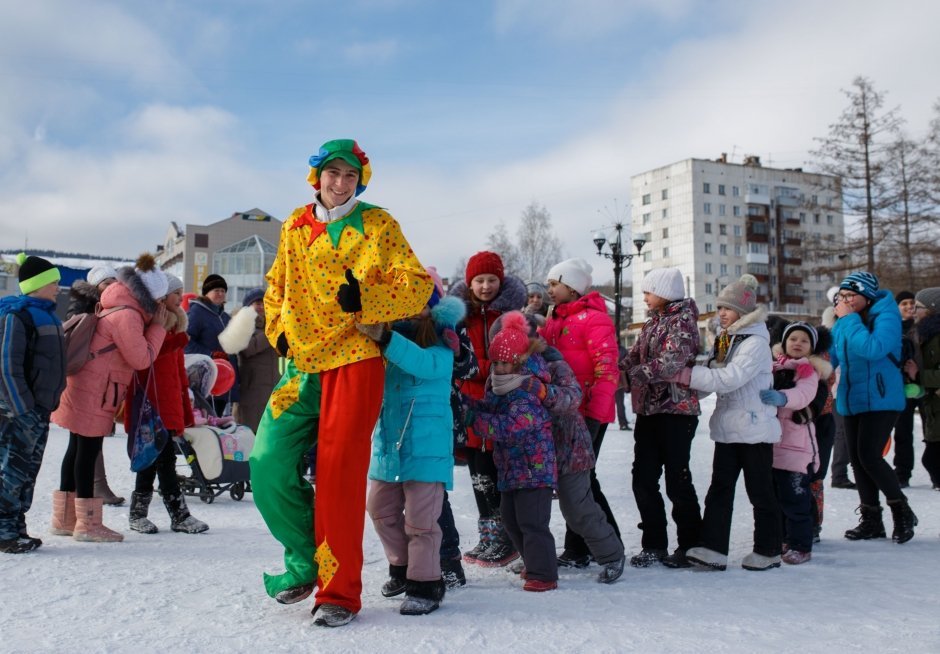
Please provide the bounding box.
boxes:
[307,139,372,196]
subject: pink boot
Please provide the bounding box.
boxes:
[73,497,124,542]
[50,491,76,536]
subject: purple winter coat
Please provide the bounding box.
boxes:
[627,297,701,416]
[469,358,556,492]
[528,345,595,475]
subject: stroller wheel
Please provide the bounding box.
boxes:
[200,490,215,504]
[230,482,245,501]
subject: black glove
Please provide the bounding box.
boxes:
[337,269,362,313]
[276,333,290,357]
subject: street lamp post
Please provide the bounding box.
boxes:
[593,223,646,345]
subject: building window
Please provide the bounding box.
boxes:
[194,233,209,248]
[642,212,651,225]
[719,224,727,235]
[705,283,713,295]
[704,203,712,215]
[718,205,726,216]
[661,189,668,200]
[814,214,820,224]
[718,184,726,196]
[705,262,713,274]
[663,247,669,258]
[662,208,668,219]
[642,193,651,205]
[703,182,711,194]
[734,244,742,256]
[662,228,669,239]
[733,205,741,217]
[827,214,834,225]
[720,263,728,276]
[735,265,742,276]
[704,222,712,234]
[706,303,713,312]
[643,251,652,262]
[733,225,742,236]
[719,244,728,255]
[704,242,712,254]
[732,186,740,197]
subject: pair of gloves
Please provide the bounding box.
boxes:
[759,389,788,407]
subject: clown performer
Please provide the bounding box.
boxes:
[249,139,433,628]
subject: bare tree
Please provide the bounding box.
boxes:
[515,202,564,283]
[811,76,903,270]
[485,221,522,277]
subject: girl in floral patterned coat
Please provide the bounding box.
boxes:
[465,312,557,591]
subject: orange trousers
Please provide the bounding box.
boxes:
[313,357,384,613]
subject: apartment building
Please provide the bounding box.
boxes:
[629,155,844,323]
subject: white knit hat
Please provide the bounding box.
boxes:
[87,265,118,287]
[546,258,593,295]
[139,269,169,300]
[641,267,685,302]
[165,273,184,295]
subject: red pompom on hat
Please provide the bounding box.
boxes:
[488,311,530,363]
[465,251,504,285]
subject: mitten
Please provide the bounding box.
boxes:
[441,328,459,354]
[520,376,548,401]
[759,388,787,406]
[356,322,390,345]
[211,350,228,360]
[337,269,362,313]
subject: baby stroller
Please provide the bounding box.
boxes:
[177,354,254,503]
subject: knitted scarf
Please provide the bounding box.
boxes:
[491,373,527,396]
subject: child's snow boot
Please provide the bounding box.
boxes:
[844,504,886,540]
[475,518,519,567]
[441,557,466,589]
[399,579,445,615]
[163,493,209,534]
[462,517,495,564]
[73,497,123,542]
[686,546,728,570]
[129,491,159,534]
[50,490,76,536]
[629,548,667,568]
[887,498,918,544]
[741,551,781,571]
[381,564,408,597]
[597,555,626,584]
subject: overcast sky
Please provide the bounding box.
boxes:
[1,0,937,283]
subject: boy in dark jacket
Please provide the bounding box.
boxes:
[0,253,66,553]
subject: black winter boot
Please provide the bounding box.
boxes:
[441,557,466,589]
[381,564,408,597]
[399,579,445,615]
[887,498,918,544]
[844,504,886,540]
[162,493,209,534]
[129,491,158,534]
[475,519,519,567]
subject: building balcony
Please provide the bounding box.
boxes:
[745,192,771,205]
[775,194,803,207]
[745,252,770,265]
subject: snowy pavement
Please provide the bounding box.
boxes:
[2,395,938,653]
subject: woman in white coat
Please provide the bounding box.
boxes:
[671,275,782,572]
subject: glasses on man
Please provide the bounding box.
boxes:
[914,304,929,312]
[836,293,860,303]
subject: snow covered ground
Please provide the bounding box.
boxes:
[3,395,938,653]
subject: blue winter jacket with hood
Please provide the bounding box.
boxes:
[830,289,905,416]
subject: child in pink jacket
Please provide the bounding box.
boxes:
[759,321,828,565]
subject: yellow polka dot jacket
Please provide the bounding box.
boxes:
[264,201,433,373]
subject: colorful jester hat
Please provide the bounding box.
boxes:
[306,139,372,196]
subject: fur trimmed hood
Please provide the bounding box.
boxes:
[447,274,528,316]
[68,279,100,305]
[110,266,161,316]
[218,306,258,354]
[726,304,768,335]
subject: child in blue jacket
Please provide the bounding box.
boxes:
[466,311,558,591]
[0,254,66,554]
[360,289,465,616]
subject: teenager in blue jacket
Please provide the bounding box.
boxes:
[830,272,917,544]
